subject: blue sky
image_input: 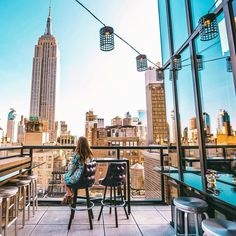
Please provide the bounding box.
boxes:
[0,0,161,136]
[1,0,235,139]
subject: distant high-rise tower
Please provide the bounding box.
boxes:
[217,109,231,135]
[145,68,168,144]
[30,6,59,142]
[137,109,147,125]
[203,112,211,135]
[17,115,25,144]
[6,108,16,143]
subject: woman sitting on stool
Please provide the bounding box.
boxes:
[63,136,93,204]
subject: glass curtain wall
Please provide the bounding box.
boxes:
[158,0,236,175]
[158,0,170,64]
[195,13,236,162]
[169,0,188,52]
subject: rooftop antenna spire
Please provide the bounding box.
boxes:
[49,0,51,16]
[45,0,52,35]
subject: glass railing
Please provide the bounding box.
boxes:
[1,145,236,204]
[0,145,170,203]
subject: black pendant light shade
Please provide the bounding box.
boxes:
[226,56,232,72]
[199,13,219,41]
[173,54,182,70]
[136,54,148,72]
[100,26,114,51]
[196,54,204,71]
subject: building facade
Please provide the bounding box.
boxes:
[30,7,59,142]
[145,68,168,145]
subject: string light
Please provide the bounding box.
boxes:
[74,0,159,71]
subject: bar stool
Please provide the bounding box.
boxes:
[68,161,96,230]
[174,197,208,236]
[0,197,2,236]
[0,186,18,236]
[98,162,129,228]
[7,179,31,227]
[19,174,38,215]
[202,219,236,236]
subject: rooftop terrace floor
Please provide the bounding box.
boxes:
[9,205,174,236]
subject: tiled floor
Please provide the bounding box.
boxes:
[8,205,174,236]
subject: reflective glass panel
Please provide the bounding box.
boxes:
[158,0,170,64]
[233,0,236,25]
[190,0,222,29]
[195,13,236,162]
[169,0,188,52]
[176,47,198,148]
[164,69,175,145]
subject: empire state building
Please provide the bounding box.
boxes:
[30,7,59,141]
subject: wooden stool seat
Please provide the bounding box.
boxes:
[20,174,37,180]
[0,187,18,236]
[0,186,18,197]
[8,179,31,186]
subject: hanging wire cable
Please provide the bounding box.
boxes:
[181,55,227,68]
[180,40,221,63]
[74,0,159,68]
[208,0,219,13]
[74,0,106,26]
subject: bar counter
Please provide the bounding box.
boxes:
[154,166,236,214]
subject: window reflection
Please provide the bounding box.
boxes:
[164,69,175,145]
[169,0,188,52]
[158,0,170,64]
[176,48,199,146]
[190,0,222,30]
[195,13,236,146]
[232,0,236,26]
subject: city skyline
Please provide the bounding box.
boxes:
[0,0,160,136]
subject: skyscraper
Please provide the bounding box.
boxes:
[6,108,16,143]
[30,7,59,142]
[137,109,147,125]
[203,112,211,135]
[145,68,168,144]
[217,109,231,135]
[17,115,25,144]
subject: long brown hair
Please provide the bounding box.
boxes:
[75,136,93,163]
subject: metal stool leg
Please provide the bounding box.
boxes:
[0,200,2,236]
[194,213,200,236]
[22,186,26,227]
[27,184,31,220]
[174,206,178,236]
[14,194,17,236]
[68,189,77,230]
[109,187,112,214]
[114,186,118,228]
[4,198,10,236]
[119,186,128,219]
[98,186,107,221]
[184,212,188,236]
[85,188,93,230]
[31,180,35,216]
